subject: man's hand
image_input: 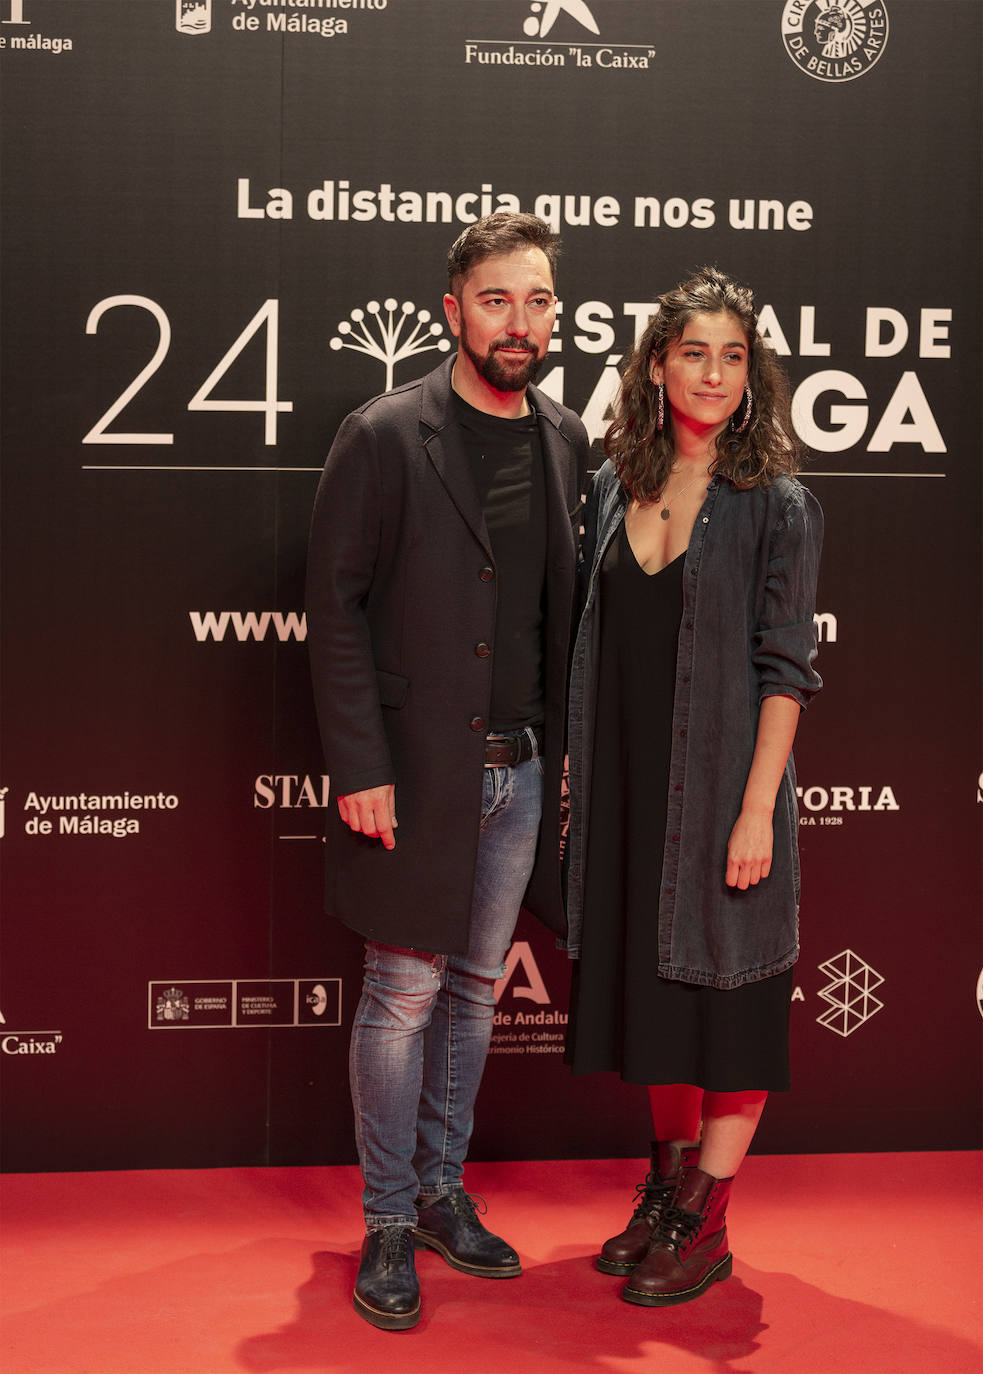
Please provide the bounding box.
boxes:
[337,785,397,850]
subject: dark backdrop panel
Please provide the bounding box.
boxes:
[2,1,980,1172]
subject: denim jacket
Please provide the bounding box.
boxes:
[566,460,823,988]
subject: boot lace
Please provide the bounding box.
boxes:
[629,1172,674,1223]
[653,1203,703,1251]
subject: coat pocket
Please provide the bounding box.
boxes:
[376,668,409,709]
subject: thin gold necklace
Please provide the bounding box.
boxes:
[657,469,706,521]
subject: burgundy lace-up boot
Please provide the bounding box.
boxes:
[596,1141,700,1275]
[621,1165,733,1306]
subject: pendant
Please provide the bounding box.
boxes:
[660,508,670,521]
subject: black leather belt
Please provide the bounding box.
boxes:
[483,728,543,767]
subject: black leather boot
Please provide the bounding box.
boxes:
[414,1190,522,1277]
[597,1141,699,1275]
[353,1225,421,1330]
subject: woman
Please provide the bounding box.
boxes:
[565,267,823,1308]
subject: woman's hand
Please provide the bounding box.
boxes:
[725,807,774,889]
[725,695,801,889]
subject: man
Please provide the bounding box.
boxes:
[306,213,589,1330]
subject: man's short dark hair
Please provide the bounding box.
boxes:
[447,212,561,294]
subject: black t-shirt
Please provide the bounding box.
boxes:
[453,392,547,732]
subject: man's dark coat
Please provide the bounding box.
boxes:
[306,356,590,955]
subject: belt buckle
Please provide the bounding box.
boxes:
[484,733,520,767]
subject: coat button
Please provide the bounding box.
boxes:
[470,716,486,731]
[475,642,491,658]
[479,566,495,581]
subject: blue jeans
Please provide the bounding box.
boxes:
[349,748,543,1229]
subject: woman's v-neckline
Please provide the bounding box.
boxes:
[621,521,687,579]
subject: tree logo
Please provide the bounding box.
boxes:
[330,299,451,392]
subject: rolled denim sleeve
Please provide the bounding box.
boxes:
[753,479,824,709]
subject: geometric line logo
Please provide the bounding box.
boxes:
[817,948,885,1037]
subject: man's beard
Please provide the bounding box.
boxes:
[460,322,545,393]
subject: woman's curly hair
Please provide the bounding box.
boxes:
[605,266,804,500]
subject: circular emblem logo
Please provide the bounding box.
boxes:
[782,0,889,83]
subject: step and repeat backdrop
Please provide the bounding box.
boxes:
[1,0,980,1172]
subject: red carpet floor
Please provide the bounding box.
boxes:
[1,1152,981,1374]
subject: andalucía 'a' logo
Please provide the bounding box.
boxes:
[494,942,550,1005]
[176,0,210,36]
[782,1,889,83]
[523,1,600,39]
[330,299,451,391]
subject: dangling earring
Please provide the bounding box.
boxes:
[731,383,752,435]
[656,382,665,432]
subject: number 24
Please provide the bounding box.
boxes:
[83,296,292,446]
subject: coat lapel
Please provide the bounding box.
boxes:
[418,359,583,566]
[419,360,492,558]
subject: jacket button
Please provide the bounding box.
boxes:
[479,566,495,581]
[475,642,491,658]
[470,716,486,731]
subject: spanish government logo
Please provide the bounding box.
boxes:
[156,986,191,1022]
[782,1,889,83]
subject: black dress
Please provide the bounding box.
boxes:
[566,521,793,1091]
